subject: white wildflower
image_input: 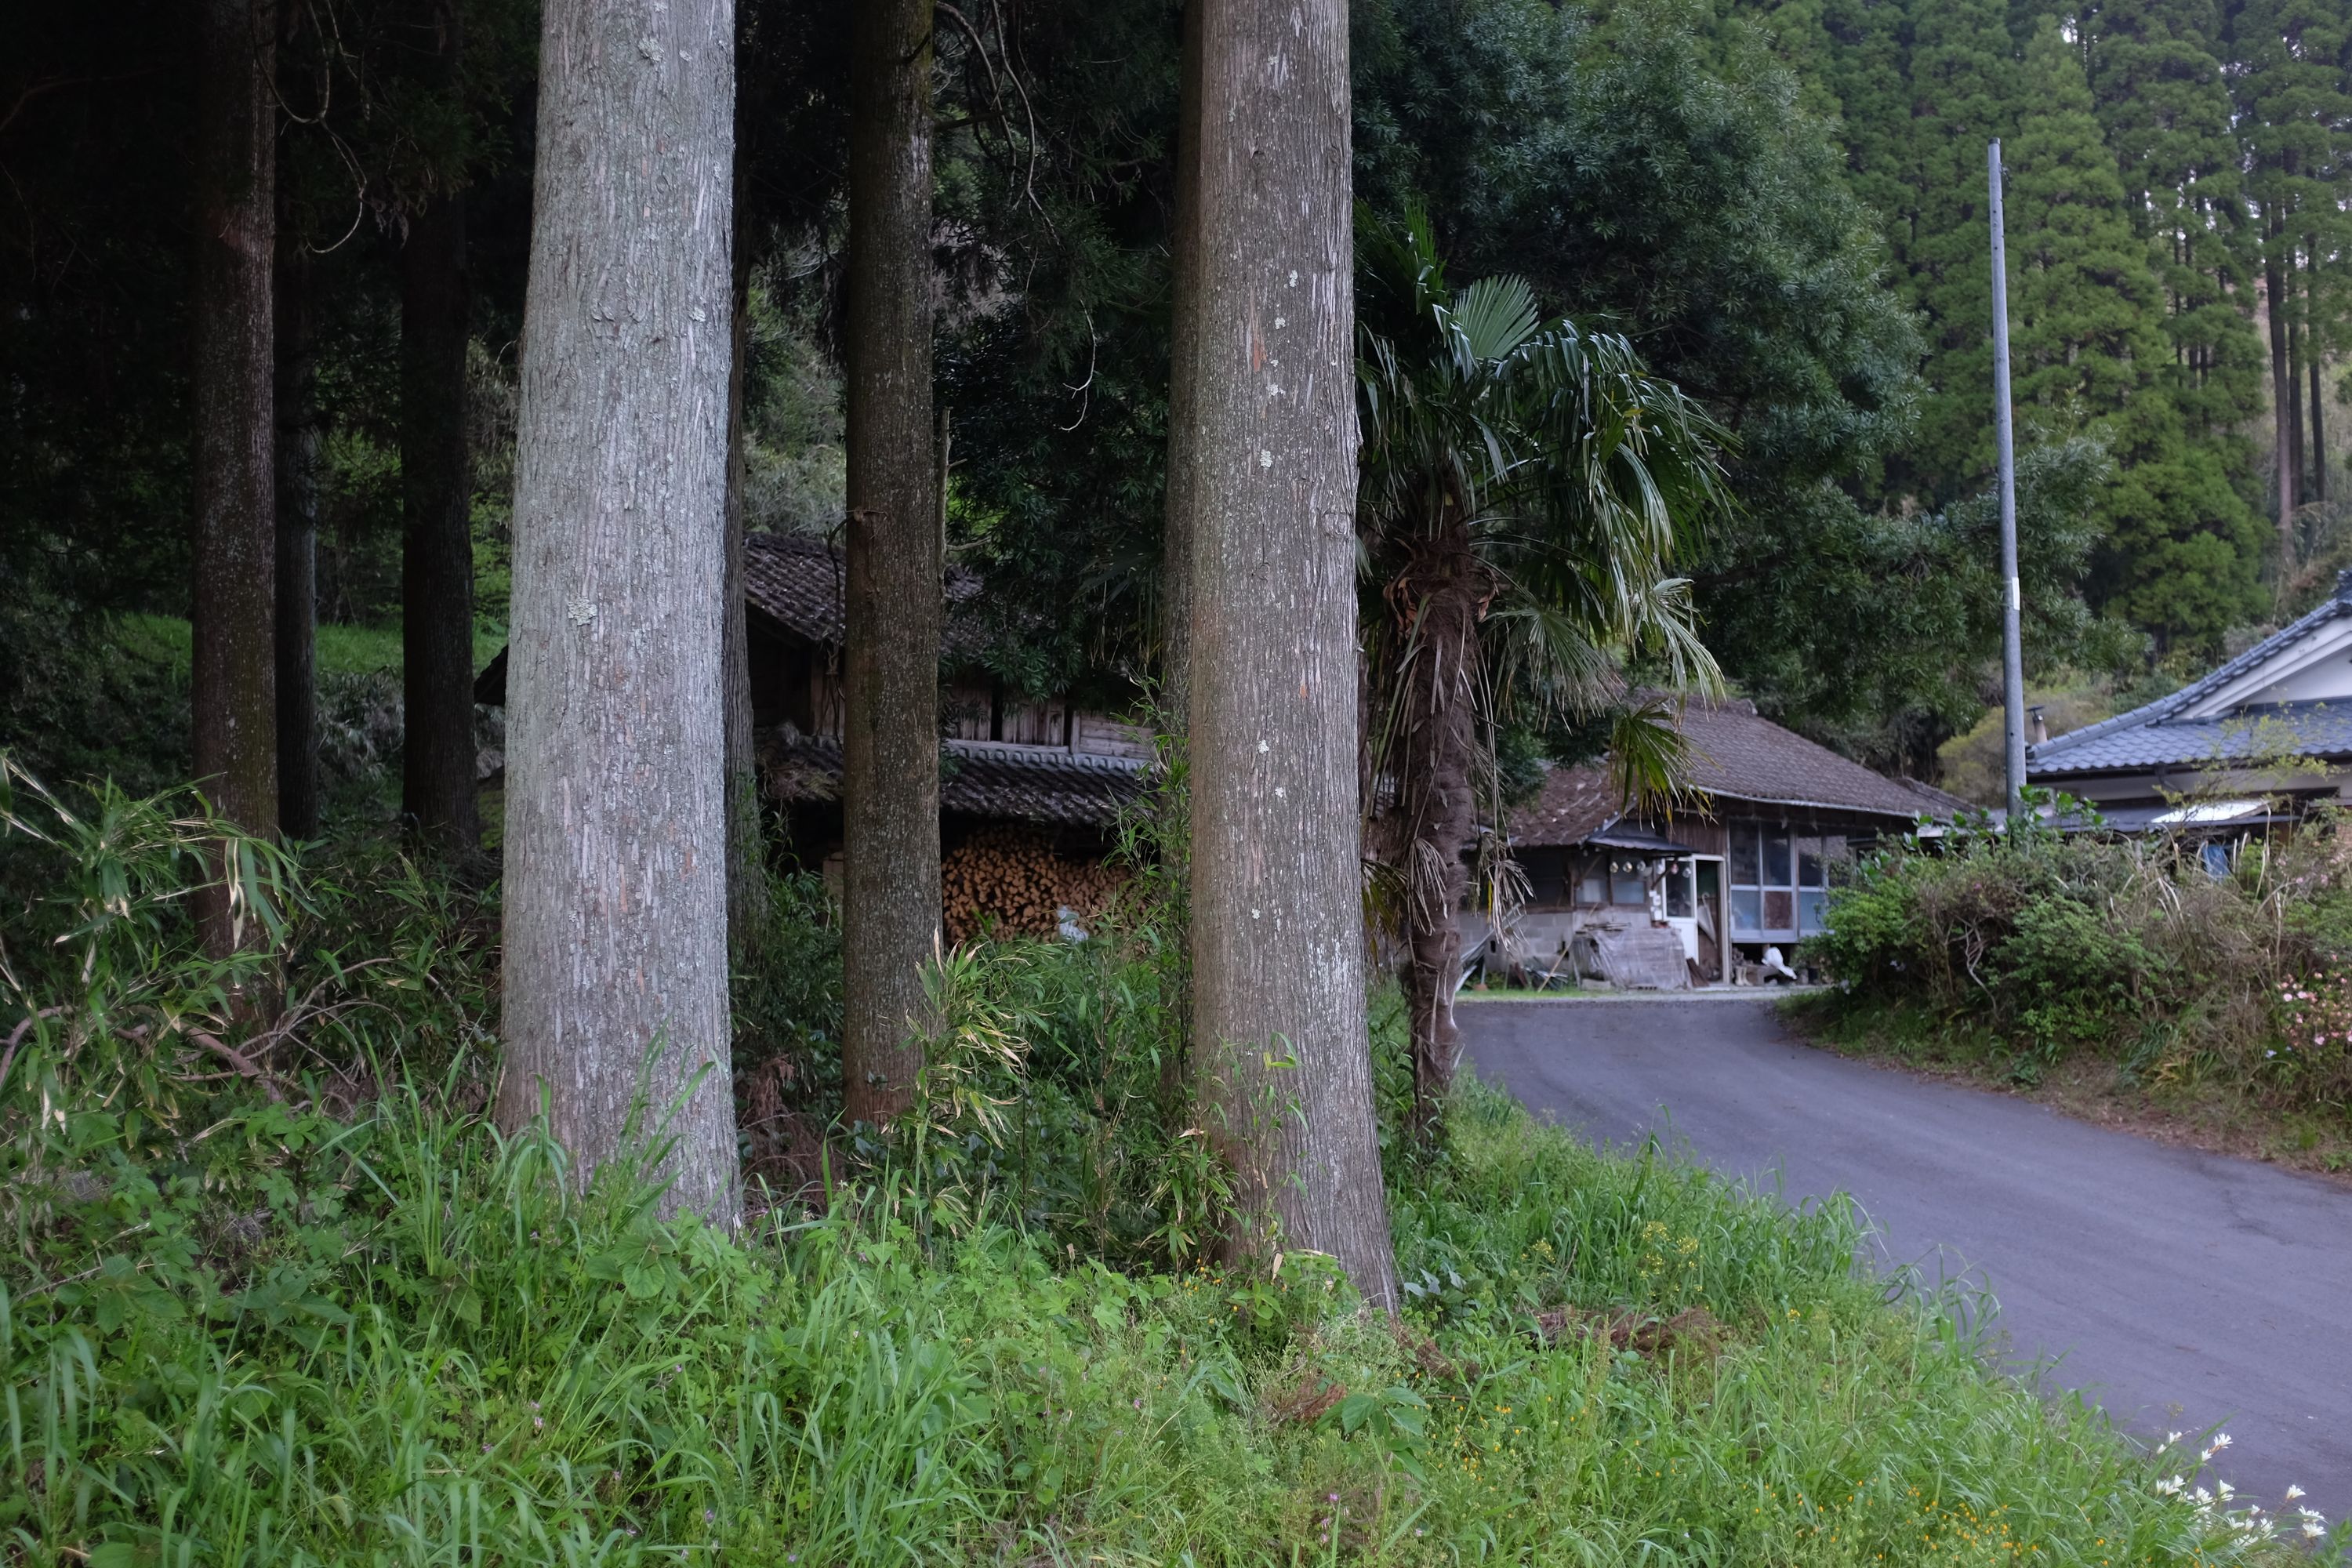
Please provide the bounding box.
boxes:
[2288,1486,2306,1501]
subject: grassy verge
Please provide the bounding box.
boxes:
[7,1069,2324,1565]
[1784,992,2352,1179]
[2,774,2331,1565]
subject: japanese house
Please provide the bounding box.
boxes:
[475,530,1153,858]
[2028,570,2352,832]
[1466,699,1958,986]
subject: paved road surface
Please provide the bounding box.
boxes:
[1462,996,2352,1519]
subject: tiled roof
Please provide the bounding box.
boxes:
[744,532,989,659]
[2031,588,2352,776]
[760,732,1149,829]
[1675,699,1945,819]
[2030,701,2352,775]
[1508,699,1936,847]
[1510,764,1622,848]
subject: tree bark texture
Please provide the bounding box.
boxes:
[401,191,481,853]
[499,0,739,1223]
[840,0,941,1128]
[2308,266,2327,506]
[191,0,278,954]
[722,179,769,957]
[274,216,321,841]
[2268,252,2296,564]
[2288,315,2307,515]
[1176,0,1399,1311]
[1393,525,1482,1144]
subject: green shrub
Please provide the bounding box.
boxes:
[1812,812,2352,1112]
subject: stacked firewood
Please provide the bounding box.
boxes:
[942,825,1127,942]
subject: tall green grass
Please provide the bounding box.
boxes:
[1,765,2331,1566]
[7,1076,2321,1565]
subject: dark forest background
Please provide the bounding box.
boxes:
[8,0,2350,796]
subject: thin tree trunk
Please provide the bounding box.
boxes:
[2309,263,2328,506]
[840,0,941,1128]
[1160,0,1204,729]
[274,210,321,841]
[2288,312,2307,514]
[2268,250,2297,568]
[191,0,278,954]
[1152,0,1206,1116]
[499,0,740,1223]
[1396,532,1479,1143]
[1178,0,1399,1311]
[401,190,481,852]
[722,157,770,960]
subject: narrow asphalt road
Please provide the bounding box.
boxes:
[1461,996,2352,1519]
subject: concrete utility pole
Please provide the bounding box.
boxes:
[1989,139,2027,827]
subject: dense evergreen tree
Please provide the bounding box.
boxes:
[2228,0,2352,563]
[2081,0,2261,444]
[2009,20,2266,643]
[1899,0,2017,489]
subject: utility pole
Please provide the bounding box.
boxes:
[1989,139,2026,828]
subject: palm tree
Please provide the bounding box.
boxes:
[1356,210,1730,1137]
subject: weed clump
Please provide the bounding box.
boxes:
[1806,810,2352,1120]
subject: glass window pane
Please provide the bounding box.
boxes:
[1798,839,1827,888]
[1764,890,1795,931]
[1611,868,1646,906]
[1762,829,1792,887]
[1730,829,1759,884]
[1664,865,1693,918]
[1798,889,1828,933]
[1731,888,1762,933]
[1579,866,1607,905]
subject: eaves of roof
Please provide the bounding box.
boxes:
[2031,592,2352,773]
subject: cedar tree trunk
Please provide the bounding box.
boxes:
[401,191,481,852]
[2308,261,2327,506]
[2288,314,2307,514]
[1160,0,1203,728]
[274,216,321,840]
[1395,523,1482,1142]
[840,0,941,1127]
[1176,0,1399,1311]
[722,182,769,956]
[191,0,278,954]
[499,0,740,1223]
[2269,251,2296,566]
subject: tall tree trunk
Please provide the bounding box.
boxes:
[191,0,278,954]
[2309,259,2328,506]
[840,0,941,1128]
[1177,0,1399,1311]
[499,0,740,1223]
[1152,0,1207,1115]
[2288,312,2307,515]
[722,165,769,957]
[1396,529,1480,1143]
[1161,0,1204,730]
[401,190,481,852]
[2268,249,2297,568]
[274,210,321,841]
